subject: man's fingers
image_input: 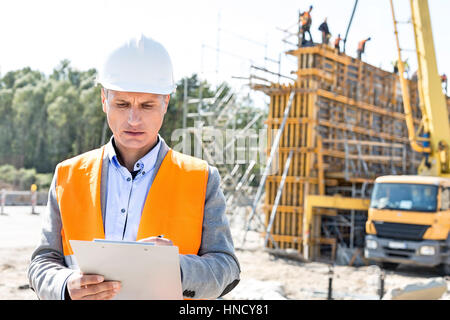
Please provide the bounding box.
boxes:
[81,288,119,300]
[138,236,173,246]
[83,281,120,296]
[77,274,104,287]
[67,273,121,300]
[138,236,159,242]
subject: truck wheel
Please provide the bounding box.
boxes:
[438,264,450,276]
[379,262,399,270]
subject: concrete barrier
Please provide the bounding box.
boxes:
[0,190,47,206]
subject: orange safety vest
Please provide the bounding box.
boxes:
[301,12,311,26]
[334,37,342,47]
[358,40,367,51]
[55,146,209,257]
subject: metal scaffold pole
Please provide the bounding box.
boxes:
[242,90,295,247]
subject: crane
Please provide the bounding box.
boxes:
[364,0,450,275]
[391,0,450,177]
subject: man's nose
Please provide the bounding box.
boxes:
[127,106,141,125]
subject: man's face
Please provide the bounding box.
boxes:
[101,88,170,151]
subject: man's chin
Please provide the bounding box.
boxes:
[120,141,148,150]
[116,136,157,150]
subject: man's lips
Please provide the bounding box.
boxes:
[124,131,145,136]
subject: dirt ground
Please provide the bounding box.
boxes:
[0,206,42,300]
[0,206,448,300]
[226,211,450,300]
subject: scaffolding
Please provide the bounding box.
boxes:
[182,82,264,216]
[249,43,450,262]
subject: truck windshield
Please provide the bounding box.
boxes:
[370,183,438,212]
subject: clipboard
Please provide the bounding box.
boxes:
[69,239,183,300]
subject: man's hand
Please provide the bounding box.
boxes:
[138,235,173,246]
[67,272,121,300]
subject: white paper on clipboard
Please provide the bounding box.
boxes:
[69,239,183,300]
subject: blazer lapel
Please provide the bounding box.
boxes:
[149,135,170,185]
[100,146,110,229]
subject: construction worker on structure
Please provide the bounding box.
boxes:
[441,73,448,94]
[318,18,331,45]
[392,60,399,74]
[403,58,410,77]
[422,132,432,168]
[334,34,343,53]
[27,35,241,300]
[357,37,371,60]
[299,5,313,45]
[392,59,409,76]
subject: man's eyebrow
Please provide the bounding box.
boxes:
[141,100,159,104]
[114,99,130,103]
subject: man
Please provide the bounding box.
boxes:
[334,34,342,53]
[403,58,410,77]
[393,59,410,77]
[441,73,448,94]
[422,132,431,169]
[27,35,241,300]
[357,37,371,60]
[318,18,331,45]
[392,60,399,74]
[299,5,313,45]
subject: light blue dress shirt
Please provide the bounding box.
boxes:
[104,136,161,241]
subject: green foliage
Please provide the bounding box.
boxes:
[35,173,53,190]
[0,164,16,184]
[0,164,51,190]
[0,61,106,174]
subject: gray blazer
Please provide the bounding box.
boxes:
[27,136,240,300]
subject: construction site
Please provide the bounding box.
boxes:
[171,0,450,299]
[1,0,450,300]
[180,1,450,262]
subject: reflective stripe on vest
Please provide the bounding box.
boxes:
[56,146,209,257]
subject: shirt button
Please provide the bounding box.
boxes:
[127,177,131,182]
[121,208,126,213]
[142,171,145,175]
[136,163,140,168]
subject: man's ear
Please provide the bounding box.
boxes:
[163,94,170,114]
[101,88,107,113]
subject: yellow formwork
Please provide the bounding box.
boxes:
[303,195,370,260]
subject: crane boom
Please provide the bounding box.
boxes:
[391,0,450,177]
[366,0,450,277]
[411,0,450,176]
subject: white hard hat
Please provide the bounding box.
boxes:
[97,35,176,94]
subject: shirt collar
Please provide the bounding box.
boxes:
[106,135,161,173]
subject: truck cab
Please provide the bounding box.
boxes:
[365,175,450,274]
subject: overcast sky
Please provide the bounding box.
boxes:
[1,0,449,102]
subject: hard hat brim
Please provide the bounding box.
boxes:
[99,80,176,95]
